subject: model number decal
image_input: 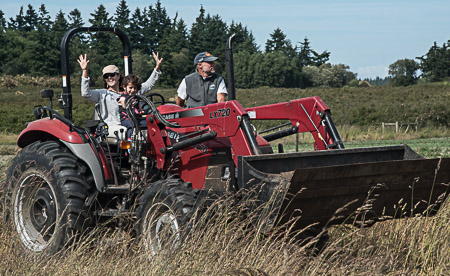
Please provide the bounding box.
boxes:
[209,108,231,119]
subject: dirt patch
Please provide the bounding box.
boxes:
[0,145,19,155]
[0,155,14,172]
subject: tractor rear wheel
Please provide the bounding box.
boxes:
[3,141,93,256]
[135,178,197,256]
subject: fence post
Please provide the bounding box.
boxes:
[395,121,399,133]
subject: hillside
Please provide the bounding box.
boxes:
[0,82,449,134]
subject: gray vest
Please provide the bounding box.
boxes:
[185,72,224,108]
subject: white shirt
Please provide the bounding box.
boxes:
[177,77,227,100]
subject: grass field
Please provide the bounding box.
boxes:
[0,81,449,274]
[0,135,449,274]
[0,176,448,275]
[1,82,449,133]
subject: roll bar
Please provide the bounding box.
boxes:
[60,27,132,120]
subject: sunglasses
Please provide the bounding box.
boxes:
[103,73,118,79]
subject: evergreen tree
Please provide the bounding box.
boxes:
[8,6,26,31]
[89,4,111,27]
[23,4,38,32]
[2,30,28,74]
[265,28,294,56]
[157,14,188,53]
[114,0,130,30]
[298,37,329,66]
[48,10,69,75]
[190,7,228,73]
[418,41,450,82]
[144,0,171,53]
[0,10,6,74]
[36,4,52,32]
[0,10,7,30]
[189,5,208,57]
[157,14,191,86]
[204,14,228,64]
[24,4,55,76]
[129,7,146,51]
[136,7,152,53]
[228,21,259,54]
[67,8,87,69]
[88,4,120,71]
[68,9,84,29]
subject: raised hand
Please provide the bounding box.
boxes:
[77,54,90,70]
[152,52,163,71]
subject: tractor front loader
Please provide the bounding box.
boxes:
[2,27,449,257]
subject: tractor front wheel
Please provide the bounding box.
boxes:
[135,178,197,256]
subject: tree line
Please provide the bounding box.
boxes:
[0,1,448,88]
[384,41,450,86]
[0,1,357,89]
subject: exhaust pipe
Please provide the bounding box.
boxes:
[225,34,236,101]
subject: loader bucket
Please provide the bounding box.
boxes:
[237,145,450,232]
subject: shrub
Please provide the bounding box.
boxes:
[1,76,17,88]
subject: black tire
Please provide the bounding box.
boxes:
[3,140,93,256]
[135,178,196,256]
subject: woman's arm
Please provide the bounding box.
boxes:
[78,53,101,102]
[138,52,164,95]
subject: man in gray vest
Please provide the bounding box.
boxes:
[176,52,227,108]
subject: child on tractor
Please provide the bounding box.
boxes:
[118,74,147,140]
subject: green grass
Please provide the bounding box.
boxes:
[1,82,450,133]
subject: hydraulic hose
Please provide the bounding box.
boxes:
[125,95,180,129]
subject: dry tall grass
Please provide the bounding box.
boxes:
[0,174,448,275]
[0,136,449,275]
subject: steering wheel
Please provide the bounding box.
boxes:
[140,92,166,114]
[145,92,165,105]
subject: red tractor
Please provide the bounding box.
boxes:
[3,28,449,256]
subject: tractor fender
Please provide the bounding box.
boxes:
[17,118,84,148]
[17,118,106,192]
[60,140,105,192]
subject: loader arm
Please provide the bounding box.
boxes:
[147,96,342,169]
[245,96,344,150]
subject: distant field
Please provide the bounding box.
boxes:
[0,82,449,133]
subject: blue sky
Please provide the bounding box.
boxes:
[1,0,449,79]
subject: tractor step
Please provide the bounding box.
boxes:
[103,184,130,194]
[97,208,133,217]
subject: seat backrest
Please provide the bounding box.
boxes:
[92,105,128,143]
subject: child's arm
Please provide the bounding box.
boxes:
[118,96,126,108]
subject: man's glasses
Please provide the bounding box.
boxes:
[103,73,117,79]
